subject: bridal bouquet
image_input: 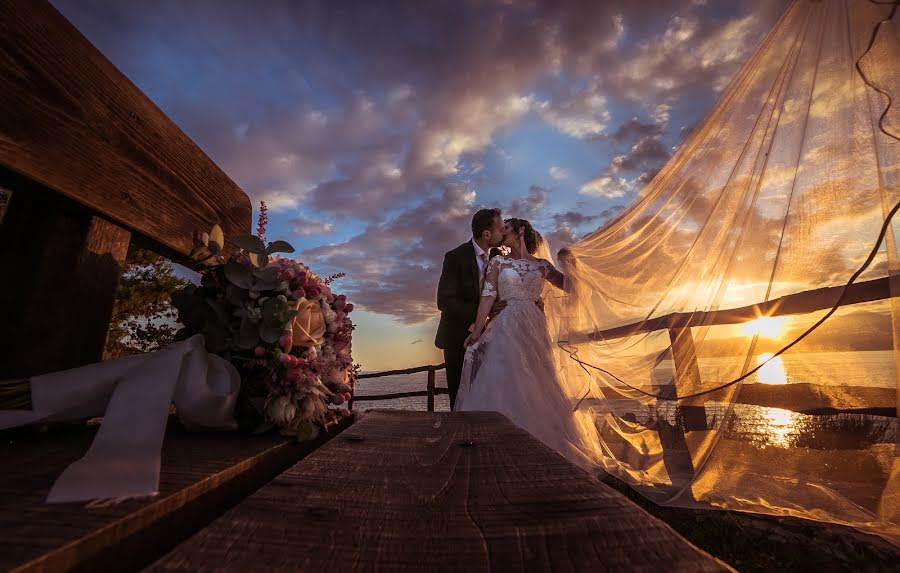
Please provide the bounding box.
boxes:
[172,221,357,440]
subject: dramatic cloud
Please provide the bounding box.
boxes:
[51,0,791,327]
[507,185,549,219]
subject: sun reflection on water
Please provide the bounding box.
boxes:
[760,406,797,447]
[756,352,788,385]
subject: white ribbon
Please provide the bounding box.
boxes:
[0,335,239,503]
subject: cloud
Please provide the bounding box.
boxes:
[552,210,598,227]
[549,165,570,180]
[537,89,610,139]
[580,176,631,198]
[288,215,334,236]
[49,0,793,327]
[507,185,549,219]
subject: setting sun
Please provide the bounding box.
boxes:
[740,316,789,338]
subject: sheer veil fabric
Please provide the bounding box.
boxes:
[543,0,900,544]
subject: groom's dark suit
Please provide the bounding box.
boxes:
[435,240,499,410]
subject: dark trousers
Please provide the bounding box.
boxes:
[443,341,466,411]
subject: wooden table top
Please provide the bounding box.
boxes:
[150,410,729,572]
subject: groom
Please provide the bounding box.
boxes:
[435,208,505,410]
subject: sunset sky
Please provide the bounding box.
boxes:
[52,0,792,371]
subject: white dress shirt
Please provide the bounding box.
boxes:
[471,238,488,279]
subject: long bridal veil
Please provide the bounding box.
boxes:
[546,0,900,545]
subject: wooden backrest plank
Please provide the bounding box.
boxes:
[149,410,729,572]
[0,0,251,260]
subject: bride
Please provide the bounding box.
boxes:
[456,217,597,472]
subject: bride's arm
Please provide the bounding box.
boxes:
[465,258,500,346]
[542,260,565,290]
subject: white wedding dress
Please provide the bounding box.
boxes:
[456,256,596,472]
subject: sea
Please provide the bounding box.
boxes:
[354,351,897,447]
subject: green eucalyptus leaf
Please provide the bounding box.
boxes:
[208,224,224,253]
[205,299,229,324]
[252,267,280,282]
[259,323,282,344]
[250,278,281,292]
[240,317,259,336]
[233,331,259,350]
[225,283,249,306]
[224,259,252,289]
[265,240,295,255]
[232,234,266,254]
[249,251,267,268]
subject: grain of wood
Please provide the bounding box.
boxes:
[0,417,353,573]
[149,410,730,572]
[0,0,251,263]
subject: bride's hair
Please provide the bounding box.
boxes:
[505,218,544,255]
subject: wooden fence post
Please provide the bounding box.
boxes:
[427,368,436,412]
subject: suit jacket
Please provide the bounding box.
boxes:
[434,241,500,349]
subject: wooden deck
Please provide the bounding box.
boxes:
[149,411,729,572]
[0,418,352,573]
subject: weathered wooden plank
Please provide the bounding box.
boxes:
[0,173,131,377]
[149,411,729,572]
[0,0,251,264]
[0,416,353,573]
[357,363,446,378]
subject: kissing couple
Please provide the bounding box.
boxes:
[435,208,595,470]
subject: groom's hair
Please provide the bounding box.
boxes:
[471,208,501,239]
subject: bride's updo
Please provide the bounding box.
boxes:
[505,218,544,255]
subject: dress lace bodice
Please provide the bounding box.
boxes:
[481,256,550,301]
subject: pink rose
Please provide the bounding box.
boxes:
[254,346,266,357]
[344,303,354,313]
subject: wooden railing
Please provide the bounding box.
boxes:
[353,363,447,412]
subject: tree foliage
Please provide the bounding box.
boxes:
[104,245,192,358]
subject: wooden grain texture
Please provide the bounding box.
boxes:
[0,417,353,573]
[149,410,729,572]
[0,0,251,263]
[0,173,131,377]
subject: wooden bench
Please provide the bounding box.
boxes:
[0,0,250,378]
[0,2,354,571]
[148,411,729,572]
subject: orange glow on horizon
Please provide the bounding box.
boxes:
[740,316,789,338]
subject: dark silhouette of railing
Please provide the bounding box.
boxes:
[352,363,447,412]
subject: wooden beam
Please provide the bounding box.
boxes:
[0,0,251,264]
[427,368,436,412]
[147,411,728,572]
[0,173,130,377]
[357,363,446,379]
[589,275,896,342]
